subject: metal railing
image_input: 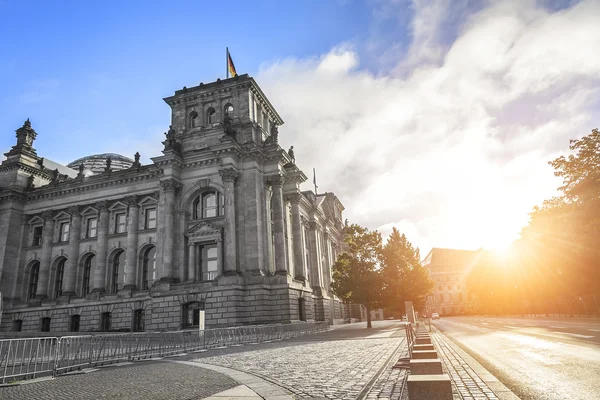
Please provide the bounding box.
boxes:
[1,322,329,384]
[405,322,416,357]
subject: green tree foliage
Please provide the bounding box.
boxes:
[466,129,600,315]
[381,228,433,316]
[331,224,383,328]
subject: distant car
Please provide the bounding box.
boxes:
[431,313,440,320]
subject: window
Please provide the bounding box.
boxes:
[59,222,70,242]
[70,315,80,332]
[82,255,94,296]
[224,104,233,117]
[32,226,43,246]
[190,111,198,128]
[193,192,224,219]
[112,250,125,293]
[145,208,156,229]
[206,108,215,124]
[115,213,127,234]
[142,246,156,290]
[133,309,145,332]
[200,244,218,281]
[298,298,306,321]
[40,317,51,332]
[13,320,23,332]
[86,218,97,238]
[28,261,40,300]
[55,258,65,298]
[182,302,203,328]
[100,312,111,331]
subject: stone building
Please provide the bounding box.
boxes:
[422,248,481,316]
[0,74,348,333]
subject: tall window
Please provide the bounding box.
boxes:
[115,213,127,234]
[82,255,95,296]
[70,315,80,332]
[55,258,65,298]
[40,317,51,332]
[182,301,203,328]
[32,226,43,246]
[193,192,224,219]
[59,222,70,242]
[145,208,157,229]
[142,246,156,290]
[100,312,111,331]
[86,218,97,238]
[201,244,218,281]
[190,111,198,128]
[28,261,40,300]
[112,250,125,293]
[13,320,23,332]
[207,108,215,124]
[298,298,306,321]
[133,309,145,332]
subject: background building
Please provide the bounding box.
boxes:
[422,248,481,316]
[0,74,349,333]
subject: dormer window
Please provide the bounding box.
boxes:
[193,191,224,219]
[207,108,216,124]
[190,111,198,128]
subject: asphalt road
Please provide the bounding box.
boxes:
[433,316,600,400]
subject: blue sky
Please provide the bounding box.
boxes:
[1,0,598,253]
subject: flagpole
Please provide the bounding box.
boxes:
[226,47,229,79]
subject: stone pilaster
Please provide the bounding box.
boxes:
[288,193,305,281]
[219,168,239,275]
[36,211,55,299]
[63,206,81,296]
[92,201,109,293]
[270,175,288,275]
[188,242,196,282]
[124,196,139,289]
[308,220,324,290]
[159,178,181,282]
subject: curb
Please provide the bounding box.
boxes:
[431,326,519,400]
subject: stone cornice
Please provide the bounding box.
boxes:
[0,189,27,202]
[0,163,52,179]
[25,167,163,202]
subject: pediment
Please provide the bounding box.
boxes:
[81,206,98,216]
[28,215,44,225]
[108,201,127,211]
[53,211,71,221]
[187,221,222,239]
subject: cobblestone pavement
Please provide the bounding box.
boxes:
[431,332,499,400]
[191,321,407,399]
[0,362,238,400]
[364,343,409,400]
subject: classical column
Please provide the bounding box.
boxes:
[124,196,139,289]
[63,206,81,295]
[92,201,109,293]
[289,193,305,281]
[271,175,288,275]
[36,211,55,299]
[160,179,181,282]
[308,221,323,288]
[219,168,239,275]
[187,242,196,281]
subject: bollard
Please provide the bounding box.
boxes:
[411,350,438,359]
[410,359,443,375]
[407,374,452,400]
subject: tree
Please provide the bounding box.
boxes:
[380,228,433,316]
[331,224,383,328]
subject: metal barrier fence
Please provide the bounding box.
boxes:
[405,322,416,357]
[1,322,329,384]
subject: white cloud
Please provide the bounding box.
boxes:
[257,0,600,254]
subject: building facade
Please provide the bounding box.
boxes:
[0,74,349,333]
[422,248,481,316]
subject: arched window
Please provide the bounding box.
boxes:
[82,255,95,296]
[190,111,198,128]
[112,250,126,294]
[54,258,66,298]
[142,246,156,290]
[224,104,234,117]
[206,108,215,124]
[28,261,40,300]
[193,191,224,219]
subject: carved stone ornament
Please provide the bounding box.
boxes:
[219,168,239,182]
[286,192,301,204]
[96,201,109,212]
[187,221,222,241]
[267,174,285,187]
[20,214,29,225]
[41,211,54,221]
[125,195,138,207]
[68,206,80,216]
[270,124,279,144]
[308,220,318,230]
[15,118,37,150]
[160,179,182,193]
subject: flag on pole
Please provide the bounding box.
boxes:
[227,48,237,78]
[313,168,318,194]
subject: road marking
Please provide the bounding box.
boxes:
[552,332,594,339]
[548,326,567,329]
